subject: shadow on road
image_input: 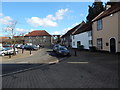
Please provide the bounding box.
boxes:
[46,50,71,59]
[1,64,42,75]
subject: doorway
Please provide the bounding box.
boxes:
[110,38,116,53]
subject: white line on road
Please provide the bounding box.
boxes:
[67,62,89,64]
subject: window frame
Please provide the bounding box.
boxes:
[97,19,103,30]
[97,38,103,49]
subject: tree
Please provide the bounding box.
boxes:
[4,20,17,55]
[86,0,105,22]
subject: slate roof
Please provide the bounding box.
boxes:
[61,21,85,38]
[72,22,92,35]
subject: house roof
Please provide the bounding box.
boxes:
[61,21,85,38]
[0,37,9,40]
[72,22,92,35]
[24,30,51,37]
[13,36,24,38]
[0,37,10,42]
[92,3,120,22]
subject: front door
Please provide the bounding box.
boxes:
[110,38,116,53]
[77,41,81,48]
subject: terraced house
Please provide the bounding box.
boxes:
[61,21,85,48]
[72,22,92,49]
[92,2,120,53]
[24,30,51,46]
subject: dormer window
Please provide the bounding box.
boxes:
[97,19,103,30]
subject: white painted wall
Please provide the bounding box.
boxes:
[72,31,92,49]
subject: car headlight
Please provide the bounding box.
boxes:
[59,51,62,53]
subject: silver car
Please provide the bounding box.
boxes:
[0,48,8,56]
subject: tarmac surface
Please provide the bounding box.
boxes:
[2,49,119,88]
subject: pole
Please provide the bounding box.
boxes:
[22,48,24,54]
[74,49,77,56]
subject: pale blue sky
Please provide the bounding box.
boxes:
[1,2,94,36]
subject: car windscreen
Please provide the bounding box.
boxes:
[60,47,67,50]
[4,47,12,50]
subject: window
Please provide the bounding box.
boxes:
[43,36,46,39]
[97,38,102,49]
[73,35,75,39]
[88,31,92,37]
[97,19,103,30]
[73,42,75,46]
[89,40,92,45]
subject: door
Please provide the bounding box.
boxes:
[77,41,81,48]
[110,38,116,53]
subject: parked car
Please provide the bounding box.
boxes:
[0,47,18,56]
[20,45,26,49]
[0,48,8,56]
[3,44,12,47]
[5,47,18,55]
[56,46,70,56]
[25,45,38,50]
[53,44,61,52]
[16,44,22,48]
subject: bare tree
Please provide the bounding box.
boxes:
[4,20,17,55]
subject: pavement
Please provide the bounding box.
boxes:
[1,49,119,88]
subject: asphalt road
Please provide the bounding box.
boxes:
[1,64,42,75]
[2,50,119,88]
[1,48,68,75]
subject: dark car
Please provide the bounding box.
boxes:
[3,44,12,47]
[25,45,38,50]
[53,44,61,52]
[56,46,70,56]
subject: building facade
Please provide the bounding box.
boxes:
[92,3,120,53]
[61,21,85,48]
[24,30,51,46]
[72,22,92,49]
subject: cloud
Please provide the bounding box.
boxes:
[62,22,79,35]
[80,13,84,17]
[51,22,79,35]
[72,22,79,27]
[27,8,68,27]
[0,16,12,25]
[0,13,3,17]
[16,28,28,32]
[52,31,61,35]
[3,27,13,31]
[55,8,68,20]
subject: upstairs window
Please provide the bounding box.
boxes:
[88,31,92,37]
[97,19,103,30]
[73,35,75,39]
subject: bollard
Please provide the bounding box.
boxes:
[22,49,24,54]
[9,54,11,58]
[74,49,77,56]
[30,49,32,55]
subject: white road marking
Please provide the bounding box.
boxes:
[16,62,28,63]
[67,62,89,64]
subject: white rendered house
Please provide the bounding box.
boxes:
[72,22,92,49]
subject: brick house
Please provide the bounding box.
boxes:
[24,30,51,46]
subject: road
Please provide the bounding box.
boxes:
[1,48,66,75]
[2,50,119,88]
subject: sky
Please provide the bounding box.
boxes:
[0,2,94,37]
